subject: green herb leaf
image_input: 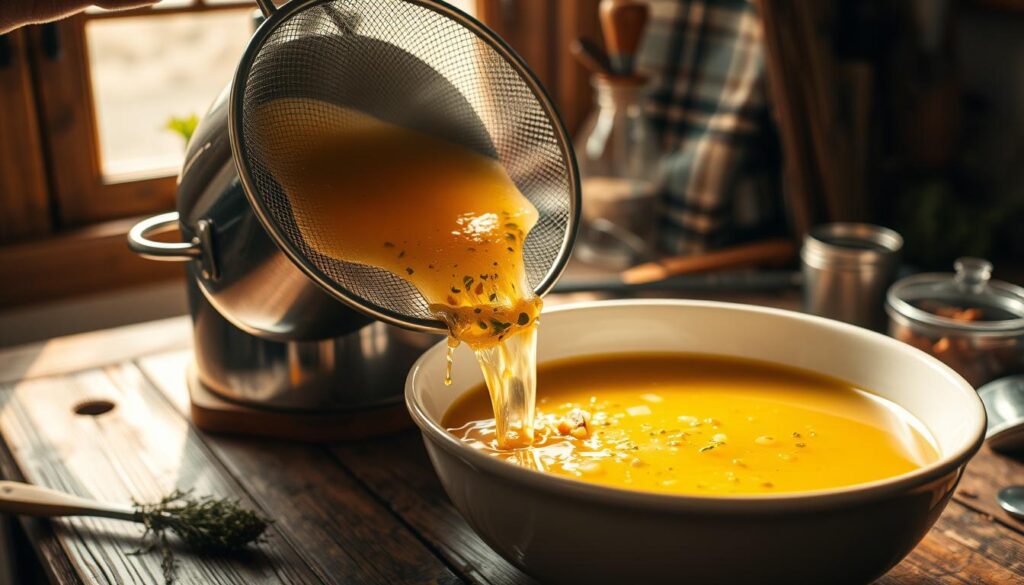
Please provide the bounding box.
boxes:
[699,440,725,453]
[490,319,512,334]
[164,114,199,145]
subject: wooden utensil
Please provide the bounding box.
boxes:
[0,480,137,521]
[621,238,797,284]
[599,0,649,75]
[571,37,613,77]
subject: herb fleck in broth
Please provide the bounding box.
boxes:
[444,354,940,495]
[255,98,542,448]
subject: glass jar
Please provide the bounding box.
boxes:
[573,75,661,269]
[886,257,1024,387]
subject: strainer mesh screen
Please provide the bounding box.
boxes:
[236,0,574,325]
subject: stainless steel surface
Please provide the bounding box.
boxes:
[127,212,201,261]
[133,84,423,412]
[255,0,276,16]
[128,212,220,280]
[998,486,1024,520]
[979,376,1024,451]
[801,223,903,330]
[172,88,370,342]
[229,0,580,332]
[188,276,439,411]
[887,258,1024,387]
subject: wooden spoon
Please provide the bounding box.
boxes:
[0,480,137,521]
[621,239,797,285]
[599,0,650,75]
[571,37,613,77]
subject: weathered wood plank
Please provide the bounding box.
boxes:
[135,353,463,585]
[0,437,84,585]
[955,444,1024,533]
[0,217,184,311]
[0,365,319,584]
[331,434,537,585]
[0,316,191,385]
[879,500,1024,583]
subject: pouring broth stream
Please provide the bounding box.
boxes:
[256,98,542,447]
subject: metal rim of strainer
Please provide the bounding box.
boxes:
[227,0,581,333]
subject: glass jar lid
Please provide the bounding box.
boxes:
[886,258,1024,334]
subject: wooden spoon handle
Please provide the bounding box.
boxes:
[599,0,650,74]
[0,480,136,521]
[621,239,797,284]
[571,37,613,77]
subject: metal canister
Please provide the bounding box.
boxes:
[801,223,904,330]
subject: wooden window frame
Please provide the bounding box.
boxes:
[0,29,50,242]
[0,0,598,309]
[27,1,254,229]
[476,0,601,137]
[23,0,597,230]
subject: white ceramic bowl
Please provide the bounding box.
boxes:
[406,300,985,584]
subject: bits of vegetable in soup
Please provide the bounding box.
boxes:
[444,354,939,496]
[253,98,541,447]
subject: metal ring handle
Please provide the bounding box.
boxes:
[127,212,201,261]
[256,0,277,16]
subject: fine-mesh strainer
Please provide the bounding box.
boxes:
[229,0,580,332]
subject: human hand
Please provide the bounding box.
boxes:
[1,0,159,34]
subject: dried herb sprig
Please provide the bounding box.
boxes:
[129,489,272,584]
[698,439,725,453]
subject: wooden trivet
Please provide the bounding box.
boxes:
[187,369,412,442]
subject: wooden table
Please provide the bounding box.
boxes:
[1,311,1024,584]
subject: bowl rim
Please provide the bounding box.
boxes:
[406,299,986,513]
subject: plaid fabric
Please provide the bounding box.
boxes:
[638,0,781,253]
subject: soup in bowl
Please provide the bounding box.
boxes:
[406,300,985,584]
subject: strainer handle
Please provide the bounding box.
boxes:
[255,0,277,17]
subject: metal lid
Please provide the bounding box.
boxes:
[801,223,903,270]
[886,258,1024,335]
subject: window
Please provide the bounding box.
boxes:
[30,1,255,227]
[87,9,254,178]
[0,0,594,308]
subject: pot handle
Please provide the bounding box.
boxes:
[127,212,200,260]
[128,212,219,280]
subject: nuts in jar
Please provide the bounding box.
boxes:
[886,258,1024,388]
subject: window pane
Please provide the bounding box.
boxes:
[86,10,253,178]
[86,0,195,16]
[448,0,476,16]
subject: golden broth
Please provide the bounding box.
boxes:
[254,98,542,446]
[444,353,939,496]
